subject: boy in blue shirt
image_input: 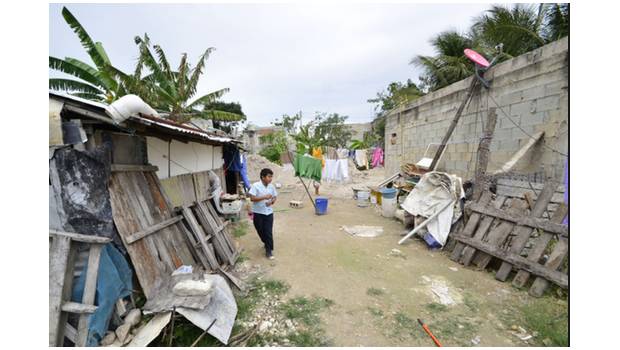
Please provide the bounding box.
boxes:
[248,168,278,259]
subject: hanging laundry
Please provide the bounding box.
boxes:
[354,149,369,169]
[294,154,323,181]
[337,148,349,160]
[371,147,384,168]
[323,158,350,182]
[312,147,325,168]
[325,146,339,160]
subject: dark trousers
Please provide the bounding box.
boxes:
[253,213,274,252]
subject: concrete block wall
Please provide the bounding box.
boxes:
[385,37,568,181]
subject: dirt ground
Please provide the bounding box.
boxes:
[236,167,565,347]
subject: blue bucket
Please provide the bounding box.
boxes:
[315,197,328,215]
[380,187,398,199]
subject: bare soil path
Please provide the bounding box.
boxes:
[236,172,564,346]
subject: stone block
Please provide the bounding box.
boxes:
[520,112,545,127]
[536,95,561,112]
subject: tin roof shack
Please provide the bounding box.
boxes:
[49,93,241,346]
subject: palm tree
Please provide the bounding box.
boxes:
[134,35,244,123]
[411,30,482,92]
[473,4,547,59]
[49,7,137,103]
[544,3,569,42]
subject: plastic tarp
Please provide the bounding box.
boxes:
[71,243,133,346]
[400,172,464,247]
[176,274,238,344]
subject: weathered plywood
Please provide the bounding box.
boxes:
[450,191,493,262]
[161,173,198,208]
[109,171,197,299]
[193,171,211,202]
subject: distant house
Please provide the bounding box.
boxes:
[242,124,282,154]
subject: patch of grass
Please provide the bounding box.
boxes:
[432,317,477,347]
[368,306,384,317]
[463,293,481,312]
[232,221,249,238]
[260,279,290,295]
[394,311,415,328]
[425,302,448,312]
[367,287,385,296]
[236,252,249,263]
[288,329,331,347]
[522,298,568,346]
[279,296,334,326]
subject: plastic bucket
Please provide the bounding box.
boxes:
[315,197,328,215]
[357,191,370,207]
[381,196,397,218]
[380,187,398,199]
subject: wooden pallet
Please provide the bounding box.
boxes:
[49,230,111,346]
[448,182,568,296]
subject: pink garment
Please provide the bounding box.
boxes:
[371,147,384,168]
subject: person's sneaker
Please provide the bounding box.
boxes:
[268,254,275,260]
[266,250,274,259]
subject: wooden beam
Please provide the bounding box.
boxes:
[450,191,493,261]
[49,230,111,244]
[466,202,568,236]
[61,302,97,314]
[452,234,568,288]
[111,163,159,172]
[125,216,183,244]
[49,235,71,346]
[76,244,103,347]
[473,107,497,201]
[429,77,479,170]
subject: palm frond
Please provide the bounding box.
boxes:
[199,109,246,122]
[186,48,215,101]
[187,88,230,109]
[61,7,109,71]
[49,56,107,90]
[49,78,104,96]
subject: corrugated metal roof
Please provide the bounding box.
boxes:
[49,91,238,145]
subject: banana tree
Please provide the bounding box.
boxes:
[134,35,245,123]
[49,7,138,103]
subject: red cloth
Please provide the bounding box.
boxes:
[371,147,384,168]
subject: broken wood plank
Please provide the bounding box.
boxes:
[450,191,493,261]
[459,195,506,266]
[125,216,184,244]
[452,233,567,288]
[76,244,103,347]
[49,235,71,346]
[495,181,557,281]
[49,230,111,244]
[496,178,566,193]
[181,206,220,270]
[218,267,246,292]
[194,203,235,265]
[61,302,98,314]
[495,186,564,204]
[473,199,529,269]
[529,235,569,297]
[111,163,159,172]
[64,324,77,344]
[57,243,78,346]
[128,311,172,347]
[512,203,568,288]
[466,202,568,236]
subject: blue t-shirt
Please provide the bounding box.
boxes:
[249,181,278,215]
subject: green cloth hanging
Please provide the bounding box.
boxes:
[293,154,322,182]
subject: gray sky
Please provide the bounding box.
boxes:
[49,3,491,126]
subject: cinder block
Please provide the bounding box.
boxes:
[520,112,545,127]
[536,95,561,112]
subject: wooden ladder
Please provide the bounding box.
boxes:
[49,230,111,347]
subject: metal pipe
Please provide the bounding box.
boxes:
[398,200,456,245]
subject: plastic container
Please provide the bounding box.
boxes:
[381,196,397,218]
[380,187,398,199]
[357,191,370,207]
[370,189,382,205]
[315,197,328,215]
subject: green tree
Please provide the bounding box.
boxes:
[49,7,141,103]
[411,30,483,92]
[259,130,289,164]
[312,113,353,148]
[134,35,244,123]
[473,4,547,59]
[273,112,302,134]
[544,3,569,42]
[368,79,424,114]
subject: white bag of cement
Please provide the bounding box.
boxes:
[173,279,214,296]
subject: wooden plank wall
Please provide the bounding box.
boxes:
[109,171,197,299]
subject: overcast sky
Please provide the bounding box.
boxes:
[49,3,491,126]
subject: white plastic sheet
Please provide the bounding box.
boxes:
[400,172,464,246]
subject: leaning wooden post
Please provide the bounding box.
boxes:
[473,107,497,201]
[429,77,479,171]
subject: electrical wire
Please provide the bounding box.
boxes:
[488,93,568,157]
